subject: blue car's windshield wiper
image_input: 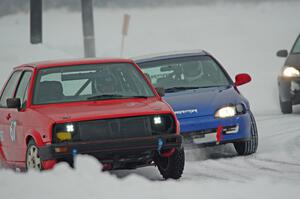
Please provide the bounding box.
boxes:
[197,85,230,89]
[165,85,231,93]
[165,87,200,93]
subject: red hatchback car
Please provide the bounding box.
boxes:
[0,58,184,179]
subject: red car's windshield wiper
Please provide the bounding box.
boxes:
[87,94,125,100]
[128,95,149,98]
[87,94,149,100]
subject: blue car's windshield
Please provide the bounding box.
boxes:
[138,56,231,93]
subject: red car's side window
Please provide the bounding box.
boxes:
[15,71,32,108]
[0,71,22,108]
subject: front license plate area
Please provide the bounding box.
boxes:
[192,133,217,144]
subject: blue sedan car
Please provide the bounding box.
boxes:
[135,50,258,155]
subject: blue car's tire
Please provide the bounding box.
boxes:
[154,148,185,180]
[234,112,258,155]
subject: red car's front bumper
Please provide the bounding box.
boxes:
[39,134,182,169]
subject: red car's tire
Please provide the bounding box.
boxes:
[155,148,185,180]
[26,140,42,171]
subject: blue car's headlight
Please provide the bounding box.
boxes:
[215,104,245,118]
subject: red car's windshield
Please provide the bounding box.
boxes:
[32,63,155,105]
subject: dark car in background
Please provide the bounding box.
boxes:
[277,34,300,113]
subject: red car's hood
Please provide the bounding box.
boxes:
[31,98,172,123]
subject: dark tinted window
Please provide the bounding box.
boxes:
[292,35,300,53]
[0,71,22,108]
[15,71,32,108]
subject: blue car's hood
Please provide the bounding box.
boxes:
[164,86,246,119]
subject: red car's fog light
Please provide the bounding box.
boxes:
[54,146,68,153]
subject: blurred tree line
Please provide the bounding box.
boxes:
[0,0,296,17]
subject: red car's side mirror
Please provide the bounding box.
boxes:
[235,73,252,86]
[155,87,165,97]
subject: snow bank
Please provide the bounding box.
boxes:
[0,155,299,199]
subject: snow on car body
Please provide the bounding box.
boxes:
[135,50,258,155]
[0,58,184,179]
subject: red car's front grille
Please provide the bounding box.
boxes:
[78,116,153,141]
[52,115,176,143]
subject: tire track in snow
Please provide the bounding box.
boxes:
[111,113,300,183]
[254,158,300,167]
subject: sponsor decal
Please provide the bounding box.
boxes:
[175,109,198,115]
[9,120,17,142]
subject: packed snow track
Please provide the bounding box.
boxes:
[1,1,300,199]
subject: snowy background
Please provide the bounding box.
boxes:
[1,1,300,199]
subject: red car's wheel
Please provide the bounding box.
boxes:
[26,140,42,171]
[155,148,185,180]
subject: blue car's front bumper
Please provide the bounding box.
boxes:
[179,112,252,147]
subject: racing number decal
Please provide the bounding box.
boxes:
[9,120,17,142]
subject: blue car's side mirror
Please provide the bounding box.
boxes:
[235,73,252,86]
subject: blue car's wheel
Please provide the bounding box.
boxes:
[234,112,258,155]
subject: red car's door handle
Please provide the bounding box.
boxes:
[6,113,11,120]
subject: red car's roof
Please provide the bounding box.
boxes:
[15,58,134,69]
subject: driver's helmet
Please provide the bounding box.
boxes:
[182,61,203,82]
[95,73,117,94]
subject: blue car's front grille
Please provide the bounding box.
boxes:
[182,125,239,144]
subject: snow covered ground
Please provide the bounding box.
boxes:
[1,2,300,199]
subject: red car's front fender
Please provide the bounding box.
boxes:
[25,130,46,147]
